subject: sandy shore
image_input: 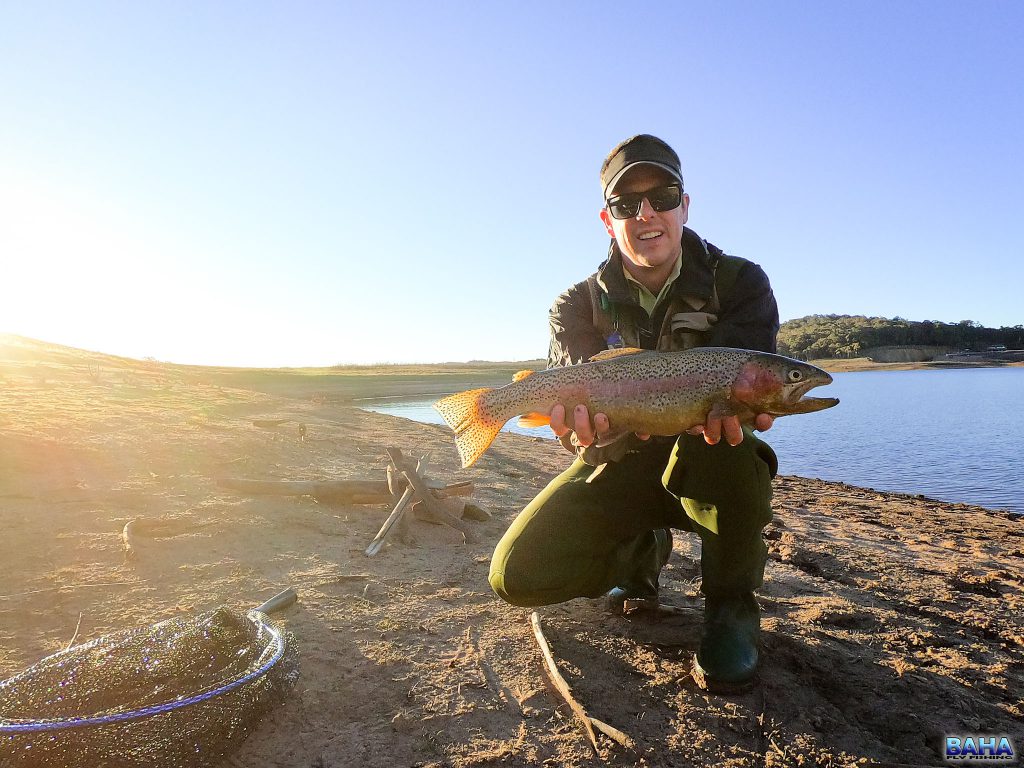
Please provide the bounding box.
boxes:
[1,336,1022,767]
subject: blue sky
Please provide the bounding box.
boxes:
[2,2,1022,366]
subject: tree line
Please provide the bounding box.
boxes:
[777,315,1024,360]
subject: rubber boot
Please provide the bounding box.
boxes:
[606,528,672,614]
[692,591,760,692]
[660,432,773,691]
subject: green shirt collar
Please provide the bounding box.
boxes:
[621,254,683,316]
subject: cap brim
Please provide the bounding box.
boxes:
[603,161,683,198]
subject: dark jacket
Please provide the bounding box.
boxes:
[547,226,780,464]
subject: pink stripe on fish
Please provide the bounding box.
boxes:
[586,374,710,400]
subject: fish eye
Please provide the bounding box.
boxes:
[787,369,804,383]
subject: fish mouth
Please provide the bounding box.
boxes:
[780,378,839,414]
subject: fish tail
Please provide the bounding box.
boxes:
[433,388,505,468]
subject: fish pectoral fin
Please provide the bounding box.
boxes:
[708,401,738,419]
[588,347,648,362]
[593,428,630,447]
[517,411,551,428]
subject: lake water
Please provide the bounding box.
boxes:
[359,367,1024,515]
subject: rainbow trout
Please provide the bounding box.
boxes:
[434,346,838,468]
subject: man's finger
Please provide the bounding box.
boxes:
[573,404,595,446]
[549,403,569,438]
[703,416,722,445]
[723,416,744,446]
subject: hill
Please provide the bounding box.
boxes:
[778,314,1024,361]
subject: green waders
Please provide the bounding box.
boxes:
[488,430,777,609]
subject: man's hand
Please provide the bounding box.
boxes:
[684,371,776,446]
[549,403,772,448]
[549,404,650,447]
[686,413,774,446]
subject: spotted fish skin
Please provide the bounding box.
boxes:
[433,347,839,468]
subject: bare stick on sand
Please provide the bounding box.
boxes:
[64,612,84,651]
[530,611,636,755]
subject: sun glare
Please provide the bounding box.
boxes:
[1,175,210,362]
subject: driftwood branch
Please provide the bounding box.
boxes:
[530,612,599,754]
[365,453,428,557]
[434,481,476,499]
[385,447,406,471]
[401,468,474,542]
[386,463,400,496]
[589,718,636,750]
[365,486,415,556]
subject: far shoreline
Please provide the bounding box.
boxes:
[812,356,1024,373]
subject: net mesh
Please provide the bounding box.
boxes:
[0,607,297,767]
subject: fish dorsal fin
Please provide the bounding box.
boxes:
[512,369,535,382]
[589,347,646,362]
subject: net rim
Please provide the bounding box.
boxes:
[0,609,287,734]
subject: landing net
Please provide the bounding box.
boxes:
[0,606,297,767]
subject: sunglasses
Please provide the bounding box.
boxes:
[605,184,682,220]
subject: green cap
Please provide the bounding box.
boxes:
[600,134,683,199]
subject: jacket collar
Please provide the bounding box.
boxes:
[596,226,716,307]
